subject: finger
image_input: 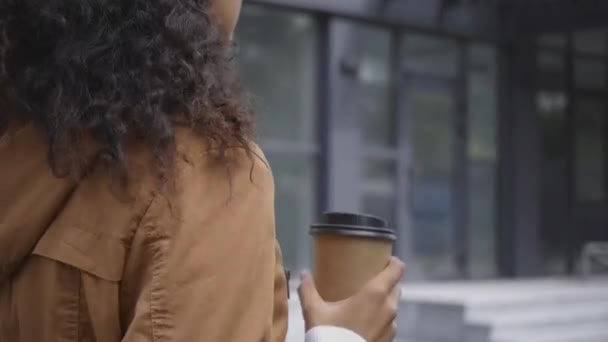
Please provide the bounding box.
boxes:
[366,278,401,342]
[385,287,400,324]
[368,257,406,294]
[375,320,398,342]
[297,271,322,310]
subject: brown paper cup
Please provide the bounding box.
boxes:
[311,212,396,302]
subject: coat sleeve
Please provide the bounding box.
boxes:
[305,327,366,342]
[120,146,288,342]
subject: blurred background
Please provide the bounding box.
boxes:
[235,0,608,341]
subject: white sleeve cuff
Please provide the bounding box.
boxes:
[305,326,366,342]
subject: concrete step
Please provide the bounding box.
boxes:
[472,300,608,331]
[466,287,608,342]
[493,321,608,342]
[401,278,608,342]
[466,285,608,320]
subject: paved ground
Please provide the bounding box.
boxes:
[286,277,608,342]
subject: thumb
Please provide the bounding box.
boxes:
[297,271,322,310]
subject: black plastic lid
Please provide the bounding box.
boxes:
[320,212,386,228]
[310,212,396,241]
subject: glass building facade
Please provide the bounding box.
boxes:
[236,0,608,280]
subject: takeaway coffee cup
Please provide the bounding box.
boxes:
[310,212,396,302]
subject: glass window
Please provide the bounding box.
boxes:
[538,91,568,157]
[410,90,455,179]
[575,58,607,89]
[362,160,397,227]
[574,30,608,55]
[268,155,317,270]
[538,34,567,49]
[237,6,318,143]
[575,99,606,202]
[353,24,395,148]
[237,5,319,271]
[337,21,399,236]
[538,89,569,275]
[538,51,566,72]
[401,33,459,280]
[406,83,457,278]
[468,45,498,161]
[467,45,498,278]
[537,51,566,89]
[402,34,459,78]
[467,163,497,277]
[537,45,571,276]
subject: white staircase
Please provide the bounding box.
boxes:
[286,278,608,342]
[399,278,608,342]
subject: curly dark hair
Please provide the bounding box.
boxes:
[0,0,254,182]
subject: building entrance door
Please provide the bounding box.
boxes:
[401,73,464,279]
[572,93,608,268]
[538,88,571,275]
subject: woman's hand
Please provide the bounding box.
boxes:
[298,257,406,342]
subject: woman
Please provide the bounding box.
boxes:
[0,0,405,341]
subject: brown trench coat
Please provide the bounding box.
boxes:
[0,123,289,341]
